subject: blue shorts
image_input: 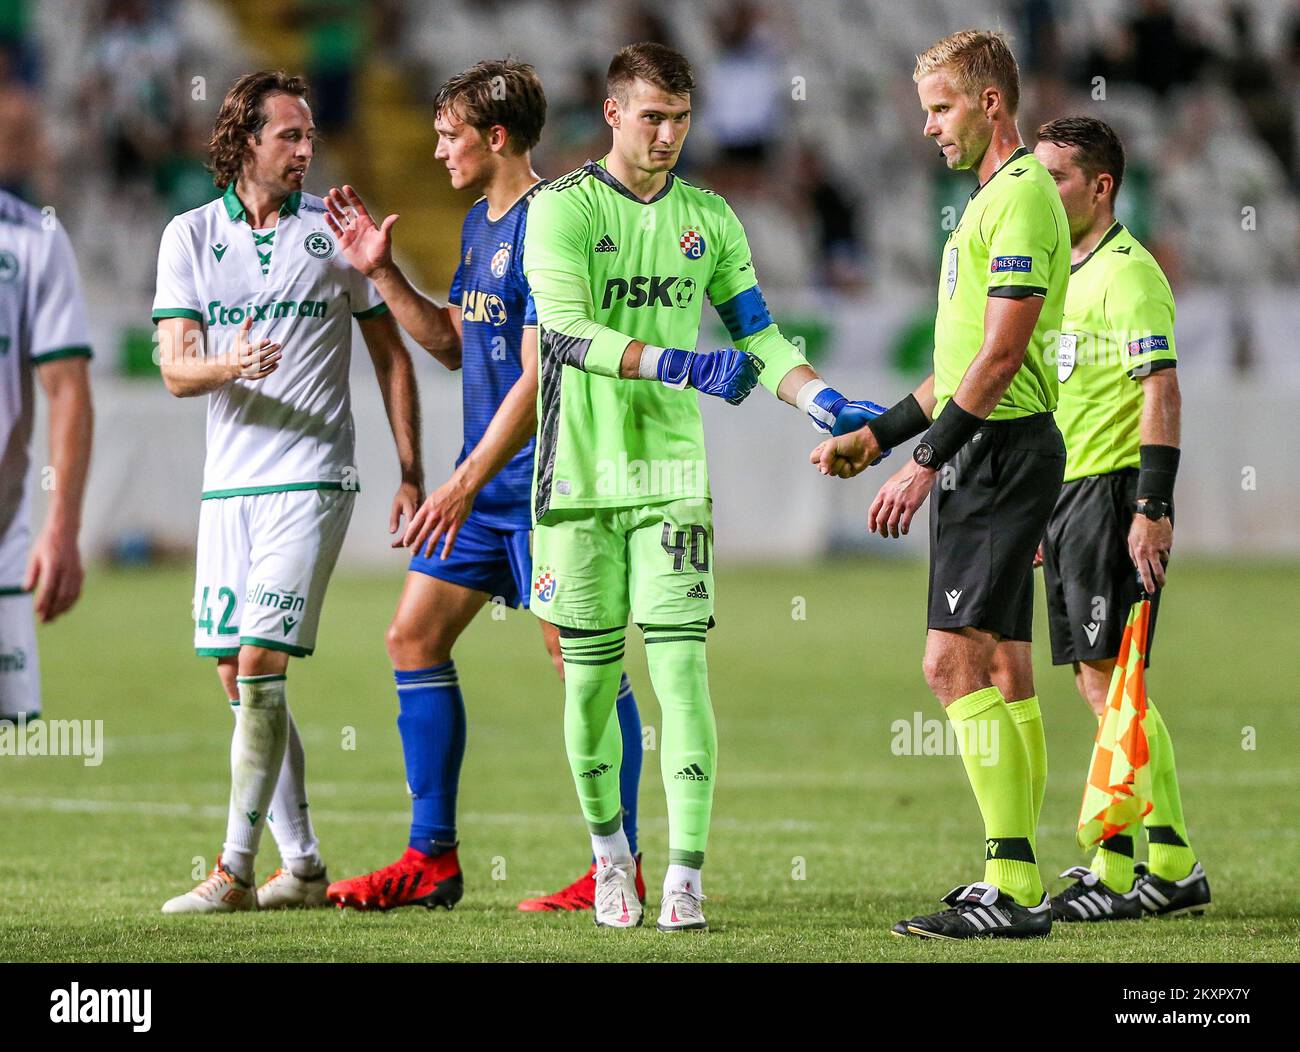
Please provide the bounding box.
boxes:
[408,510,532,609]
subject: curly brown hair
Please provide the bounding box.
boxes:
[208,70,311,190]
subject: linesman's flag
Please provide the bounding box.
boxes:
[1076,598,1154,849]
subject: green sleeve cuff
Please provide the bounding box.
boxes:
[738,324,809,395]
[581,327,635,378]
[352,302,390,320]
[31,345,93,365]
[153,308,203,323]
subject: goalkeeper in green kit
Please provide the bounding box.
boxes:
[524,42,884,931]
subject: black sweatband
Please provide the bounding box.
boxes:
[865,393,930,451]
[1138,444,1180,503]
[919,399,984,465]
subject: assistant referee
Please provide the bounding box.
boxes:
[1032,116,1210,923]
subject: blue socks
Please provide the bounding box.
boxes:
[616,672,643,856]
[395,662,465,855]
[395,663,641,860]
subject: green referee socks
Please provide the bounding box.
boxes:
[1005,694,1047,846]
[1143,700,1197,880]
[559,628,627,836]
[643,622,716,869]
[946,686,1043,906]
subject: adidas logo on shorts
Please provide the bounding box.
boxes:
[685,581,709,599]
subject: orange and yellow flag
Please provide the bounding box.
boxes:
[1076,598,1154,850]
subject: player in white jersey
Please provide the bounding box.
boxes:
[0,192,94,722]
[154,72,422,913]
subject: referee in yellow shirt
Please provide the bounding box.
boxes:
[1034,116,1210,922]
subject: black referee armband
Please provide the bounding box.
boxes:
[866,393,931,451]
[1138,444,1180,503]
[916,399,984,467]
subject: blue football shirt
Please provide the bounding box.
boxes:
[447,182,542,529]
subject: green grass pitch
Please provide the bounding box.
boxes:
[2,559,1296,962]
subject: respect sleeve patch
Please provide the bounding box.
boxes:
[990,255,1033,274]
[1127,334,1170,356]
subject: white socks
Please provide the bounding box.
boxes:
[664,864,702,897]
[223,674,289,884]
[268,706,323,877]
[591,828,633,870]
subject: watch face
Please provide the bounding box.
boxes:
[913,443,934,467]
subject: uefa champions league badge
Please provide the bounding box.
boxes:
[679,227,706,260]
[534,568,557,603]
[491,243,511,278]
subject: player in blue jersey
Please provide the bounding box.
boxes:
[322,60,647,912]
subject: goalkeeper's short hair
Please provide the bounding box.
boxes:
[607,42,695,104]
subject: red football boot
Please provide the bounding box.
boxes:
[517,853,645,912]
[327,846,463,911]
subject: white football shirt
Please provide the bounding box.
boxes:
[152,184,387,498]
[0,190,92,589]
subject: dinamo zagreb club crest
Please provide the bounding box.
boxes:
[304,231,335,259]
[533,567,557,603]
[491,244,511,278]
[679,227,706,259]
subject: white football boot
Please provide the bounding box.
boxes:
[256,865,330,909]
[161,855,256,914]
[593,856,643,928]
[657,881,708,932]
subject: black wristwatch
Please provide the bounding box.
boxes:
[1135,498,1171,522]
[912,442,936,468]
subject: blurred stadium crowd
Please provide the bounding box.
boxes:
[8,0,1298,562]
[6,0,1299,364]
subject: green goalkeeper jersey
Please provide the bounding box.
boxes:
[1055,221,1178,482]
[523,158,807,522]
[933,146,1070,420]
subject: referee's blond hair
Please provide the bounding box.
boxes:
[914,29,1020,115]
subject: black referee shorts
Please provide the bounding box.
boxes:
[928,412,1065,641]
[1042,469,1165,666]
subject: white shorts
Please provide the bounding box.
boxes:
[193,487,354,658]
[0,482,38,718]
[0,591,39,719]
[0,481,31,590]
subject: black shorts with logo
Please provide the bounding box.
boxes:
[1042,469,1164,666]
[928,412,1065,641]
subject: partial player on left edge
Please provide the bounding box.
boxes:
[0,192,94,727]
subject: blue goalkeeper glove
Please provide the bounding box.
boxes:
[831,399,892,465]
[650,346,762,405]
[802,382,890,438]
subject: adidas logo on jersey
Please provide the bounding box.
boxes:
[579,762,612,779]
[674,763,709,782]
[594,234,618,253]
[685,581,709,599]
